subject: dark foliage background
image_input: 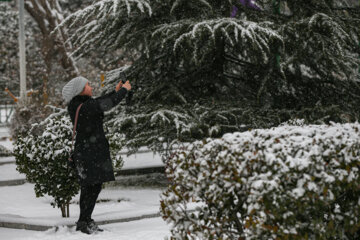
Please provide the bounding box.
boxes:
[56,0,360,155]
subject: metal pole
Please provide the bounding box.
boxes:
[19,0,27,105]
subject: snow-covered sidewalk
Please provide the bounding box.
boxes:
[0,183,165,227]
[0,217,170,239]
[0,163,25,181]
[120,149,164,170]
[0,156,15,165]
[0,183,172,239]
[0,126,13,152]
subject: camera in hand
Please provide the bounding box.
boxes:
[118,71,133,105]
[119,71,127,84]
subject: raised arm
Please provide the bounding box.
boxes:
[95,80,132,112]
[96,90,116,101]
[96,88,128,112]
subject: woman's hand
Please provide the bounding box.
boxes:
[121,81,131,91]
[115,81,123,92]
[116,81,131,92]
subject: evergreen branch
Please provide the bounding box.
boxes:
[54,0,152,56]
[329,7,360,12]
[224,54,256,67]
[223,72,247,81]
[154,18,283,66]
[170,0,212,15]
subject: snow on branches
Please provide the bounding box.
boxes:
[105,106,194,154]
[153,18,283,65]
[282,12,359,82]
[54,0,152,58]
[161,122,360,239]
[170,0,212,15]
[63,0,151,28]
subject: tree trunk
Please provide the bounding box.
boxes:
[67,201,70,218]
[60,204,66,218]
[42,75,48,105]
[24,0,78,80]
[60,201,71,218]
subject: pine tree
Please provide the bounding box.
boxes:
[58,0,360,155]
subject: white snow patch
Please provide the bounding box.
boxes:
[0,163,25,181]
[0,217,170,239]
[0,183,164,226]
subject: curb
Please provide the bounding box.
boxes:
[0,212,161,231]
[96,212,161,225]
[0,161,15,166]
[116,166,165,176]
[0,179,26,187]
[0,222,52,231]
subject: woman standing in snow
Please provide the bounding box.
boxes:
[62,76,131,234]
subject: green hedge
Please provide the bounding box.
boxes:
[161,122,360,239]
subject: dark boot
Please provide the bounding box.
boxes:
[88,219,104,232]
[76,221,94,234]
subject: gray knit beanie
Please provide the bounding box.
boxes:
[62,76,88,103]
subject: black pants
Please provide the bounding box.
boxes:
[78,183,102,223]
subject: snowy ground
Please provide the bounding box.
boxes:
[0,156,16,164]
[0,183,166,225]
[0,108,14,127]
[0,138,13,152]
[0,182,172,239]
[0,126,13,151]
[0,181,172,239]
[120,149,163,170]
[0,217,170,239]
[0,163,25,181]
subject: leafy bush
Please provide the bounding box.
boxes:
[14,107,79,217]
[14,105,125,217]
[161,122,360,239]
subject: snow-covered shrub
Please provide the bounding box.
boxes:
[0,145,12,157]
[161,123,360,239]
[14,107,79,218]
[14,106,125,217]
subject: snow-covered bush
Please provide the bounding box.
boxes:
[0,145,12,156]
[14,107,79,218]
[161,122,360,239]
[14,106,125,217]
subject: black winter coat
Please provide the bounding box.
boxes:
[68,88,128,186]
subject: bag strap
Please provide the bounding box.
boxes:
[71,103,83,152]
